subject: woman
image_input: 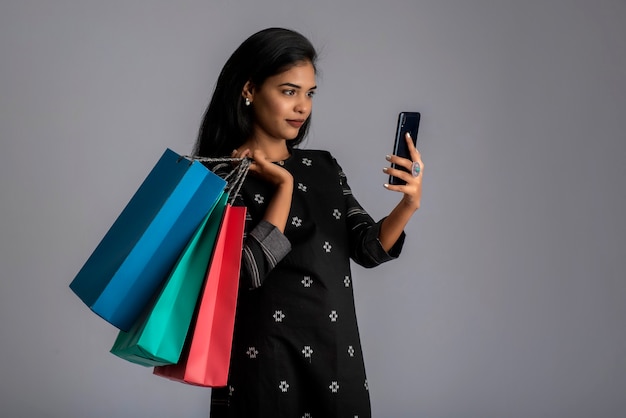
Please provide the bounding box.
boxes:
[195,27,423,418]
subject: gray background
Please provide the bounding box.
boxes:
[1,0,625,417]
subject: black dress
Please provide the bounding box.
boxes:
[210,149,404,418]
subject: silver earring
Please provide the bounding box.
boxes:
[245,97,251,106]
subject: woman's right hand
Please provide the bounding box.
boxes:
[233,148,293,188]
[233,148,293,233]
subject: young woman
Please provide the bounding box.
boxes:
[195,27,423,418]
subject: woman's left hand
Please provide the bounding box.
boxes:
[383,132,423,211]
[378,132,423,251]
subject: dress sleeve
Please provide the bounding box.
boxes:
[335,158,405,268]
[242,220,291,289]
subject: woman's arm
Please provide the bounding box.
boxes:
[379,133,424,251]
[234,148,294,232]
[261,179,293,232]
[232,148,294,289]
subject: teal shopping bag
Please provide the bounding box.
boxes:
[70,149,227,331]
[154,204,246,387]
[110,193,228,366]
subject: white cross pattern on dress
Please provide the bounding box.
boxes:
[254,193,264,204]
[329,310,338,322]
[329,381,339,393]
[332,208,342,219]
[246,346,259,359]
[301,158,312,166]
[302,345,313,358]
[273,310,285,322]
[297,182,307,192]
[301,276,313,287]
[279,380,290,392]
[322,241,332,253]
[291,216,302,227]
[344,275,351,287]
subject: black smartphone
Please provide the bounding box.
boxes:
[389,111,420,185]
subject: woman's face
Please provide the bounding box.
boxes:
[247,60,317,143]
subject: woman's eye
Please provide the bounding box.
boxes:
[283,89,296,96]
[307,91,316,98]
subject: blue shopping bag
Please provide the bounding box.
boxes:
[110,192,228,366]
[70,148,226,331]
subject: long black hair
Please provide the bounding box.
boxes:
[193,28,318,157]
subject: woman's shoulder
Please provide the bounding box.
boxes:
[291,149,339,172]
[292,148,335,162]
[293,148,347,172]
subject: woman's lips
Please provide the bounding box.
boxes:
[286,119,305,128]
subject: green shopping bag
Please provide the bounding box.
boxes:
[110,192,228,367]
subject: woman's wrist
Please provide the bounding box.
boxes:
[276,174,293,188]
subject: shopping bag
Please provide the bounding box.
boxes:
[70,149,226,331]
[109,192,228,366]
[153,204,246,387]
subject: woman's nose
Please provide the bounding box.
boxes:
[295,97,309,114]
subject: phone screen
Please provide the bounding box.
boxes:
[390,112,420,185]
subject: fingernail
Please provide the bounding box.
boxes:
[385,155,391,161]
[382,167,388,172]
[383,183,389,188]
[406,132,412,139]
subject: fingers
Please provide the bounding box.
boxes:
[383,167,411,185]
[236,148,293,186]
[383,153,423,210]
[384,139,424,192]
[231,148,251,159]
[386,134,421,171]
[403,133,424,174]
[405,133,423,166]
[385,153,413,173]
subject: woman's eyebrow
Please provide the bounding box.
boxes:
[278,82,318,90]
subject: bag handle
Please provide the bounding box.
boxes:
[186,156,251,205]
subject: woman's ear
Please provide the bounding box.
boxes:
[241,80,255,103]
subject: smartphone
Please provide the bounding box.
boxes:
[389,111,420,185]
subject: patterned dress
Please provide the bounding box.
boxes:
[209,149,404,418]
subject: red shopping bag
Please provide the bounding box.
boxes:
[153,204,246,387]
